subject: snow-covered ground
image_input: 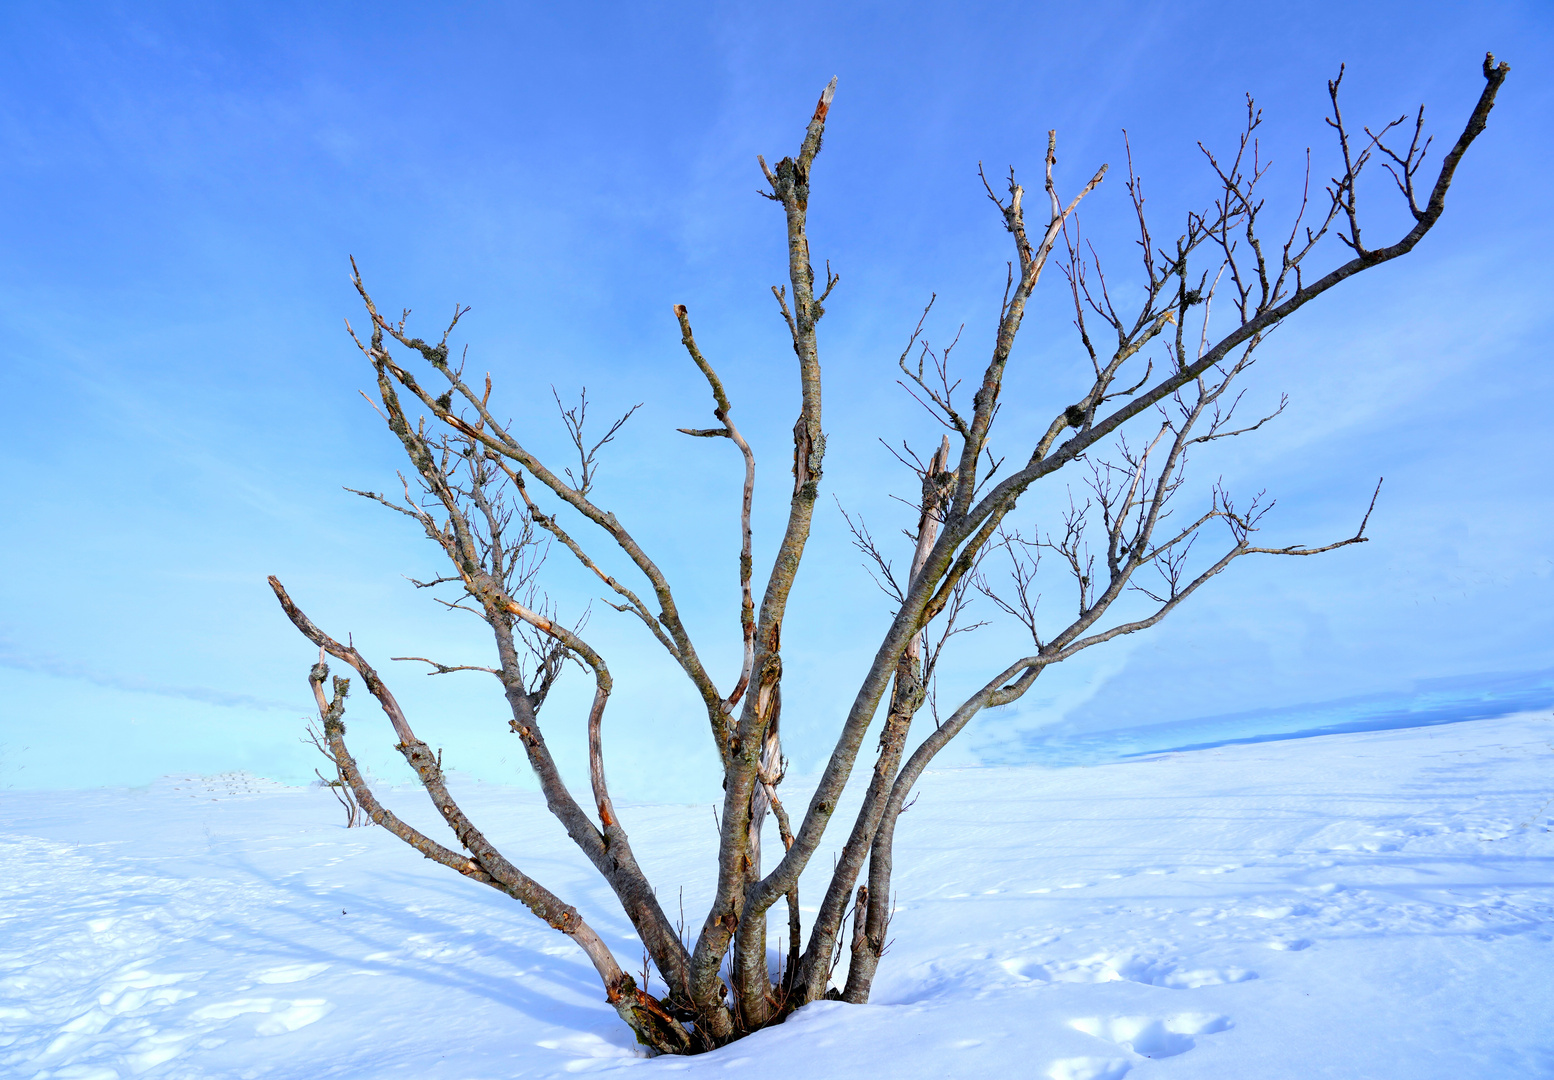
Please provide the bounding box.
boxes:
[3,712,1552,1079]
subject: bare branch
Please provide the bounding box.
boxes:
[675,304,758,720]
[391,655,502,676]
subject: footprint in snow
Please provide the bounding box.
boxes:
[1046,1056,1132,1080]
[1069,1012,1232,1059]
[189,997,335,1036]
[1002,953,1256,989]
[535,1031,640,1068]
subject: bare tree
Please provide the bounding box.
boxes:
[269,56,1509,1053]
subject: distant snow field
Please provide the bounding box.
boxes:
[3,714,1552,1079]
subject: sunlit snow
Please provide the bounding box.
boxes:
[3,713,1551,1078]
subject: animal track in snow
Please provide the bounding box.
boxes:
[1070,1012,1232,1059]
[1002,952,1256,988]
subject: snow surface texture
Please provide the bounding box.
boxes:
[2,714,1551,1078]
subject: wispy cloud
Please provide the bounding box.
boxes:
[0,643,299,712]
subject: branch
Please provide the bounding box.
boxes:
[675,304,758,721]
[273,577,692,1051]
[392,655,501,676]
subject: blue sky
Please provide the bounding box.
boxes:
[1,1,1549,799]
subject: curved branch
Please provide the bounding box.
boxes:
[674,304,758,722]
[272,577,691,1051]
[500,597,620,833]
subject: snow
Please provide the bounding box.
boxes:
[3,713,1552,1078]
